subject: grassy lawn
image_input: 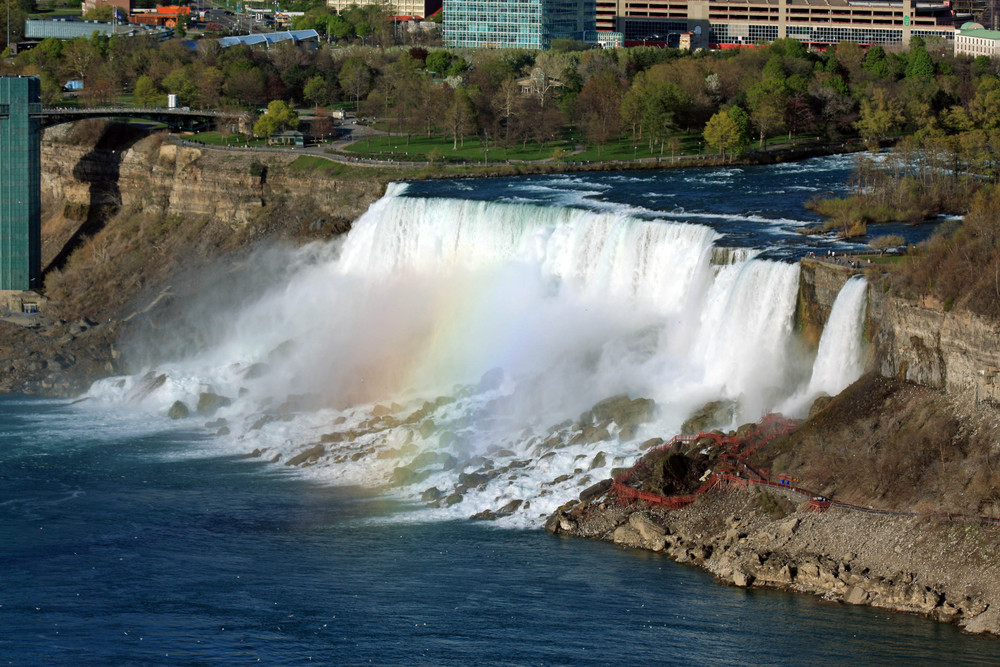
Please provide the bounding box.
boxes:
[344,134,573,162]
[573,132,706,162]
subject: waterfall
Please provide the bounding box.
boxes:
[806,275,869,398]
[84,189,852,526]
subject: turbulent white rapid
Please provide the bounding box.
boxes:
[85,184,869,526]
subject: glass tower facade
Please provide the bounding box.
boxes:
[444,0,596,49]
[0,77,42,291]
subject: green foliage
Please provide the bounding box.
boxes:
[253,99,298,138]
[703,109,742,158]
[862,45,891,80]
[905,46,935,80]
[303,75,329,107]
[162,67,198,107]
[133,74,161,107]
[82,4,112,20]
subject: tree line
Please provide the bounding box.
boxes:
[3,27,1000,150]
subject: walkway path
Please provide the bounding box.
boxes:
[611,414,1000,526]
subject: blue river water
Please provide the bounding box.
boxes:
[3,395,1000,666]
[403,154,941,259]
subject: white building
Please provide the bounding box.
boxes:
[954,22,1000,58]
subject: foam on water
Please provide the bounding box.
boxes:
[81,187,861,526]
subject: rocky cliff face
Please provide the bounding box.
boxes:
[41,127,384,237]
[867,289,1000,407]
[797,258,857,348]
[797,258,1000,408]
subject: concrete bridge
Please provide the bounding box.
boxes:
[37,106,222,130]
[0,75,222,292]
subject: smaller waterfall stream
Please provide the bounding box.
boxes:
[781,275,868,416]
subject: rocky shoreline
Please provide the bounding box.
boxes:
[0,315,120,396]
[546,486,1000,636]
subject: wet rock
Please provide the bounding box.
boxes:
[444,493,463,507]
[197,392,232,416]
[639,437,665,451]
[583,426,611,443]
[681,400,737,435]
[410,451,439,469]
[579,478,613,503]
[217,426,230,436]
[589,395,656,431]
[372,404,392,417]
[389,465,433,487]
[167,400,190,419]
[419,420,435,439]
[243,362,269,380]
[590,451,607,470]
[458,471,490,488]
[286,444,325,466]
[470,499,523,521]
[421,487,442,502]
[617,424,638,441]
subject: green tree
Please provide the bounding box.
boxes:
[133,74,162,107]
[253,99,299,138]
[328,15,355,41]
[704,109,742,160]
[303,75,329,107]
[83,5,114,20]
[855,88,904,147]
[905,45,935,80]
[162,67,198,107]
[971,77,1000,130]
[862,45,891,80]
[339,57,371,108]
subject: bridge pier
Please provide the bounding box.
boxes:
[0,76,41,291]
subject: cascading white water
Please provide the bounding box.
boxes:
[84,186,844,526]
[779,274,869,417]
[806,275,869,397]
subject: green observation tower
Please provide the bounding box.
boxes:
[0,76,41,291]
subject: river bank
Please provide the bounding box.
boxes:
[545,373,1000,636]
[546,487,1000,636]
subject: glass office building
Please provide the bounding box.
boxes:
[0,77,41,291]
[444,0,596,49]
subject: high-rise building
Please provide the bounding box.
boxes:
[326,0,443,19]
[0,77,41,292]
[444,0,596,49]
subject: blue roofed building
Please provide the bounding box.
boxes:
[217,29,320,50]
